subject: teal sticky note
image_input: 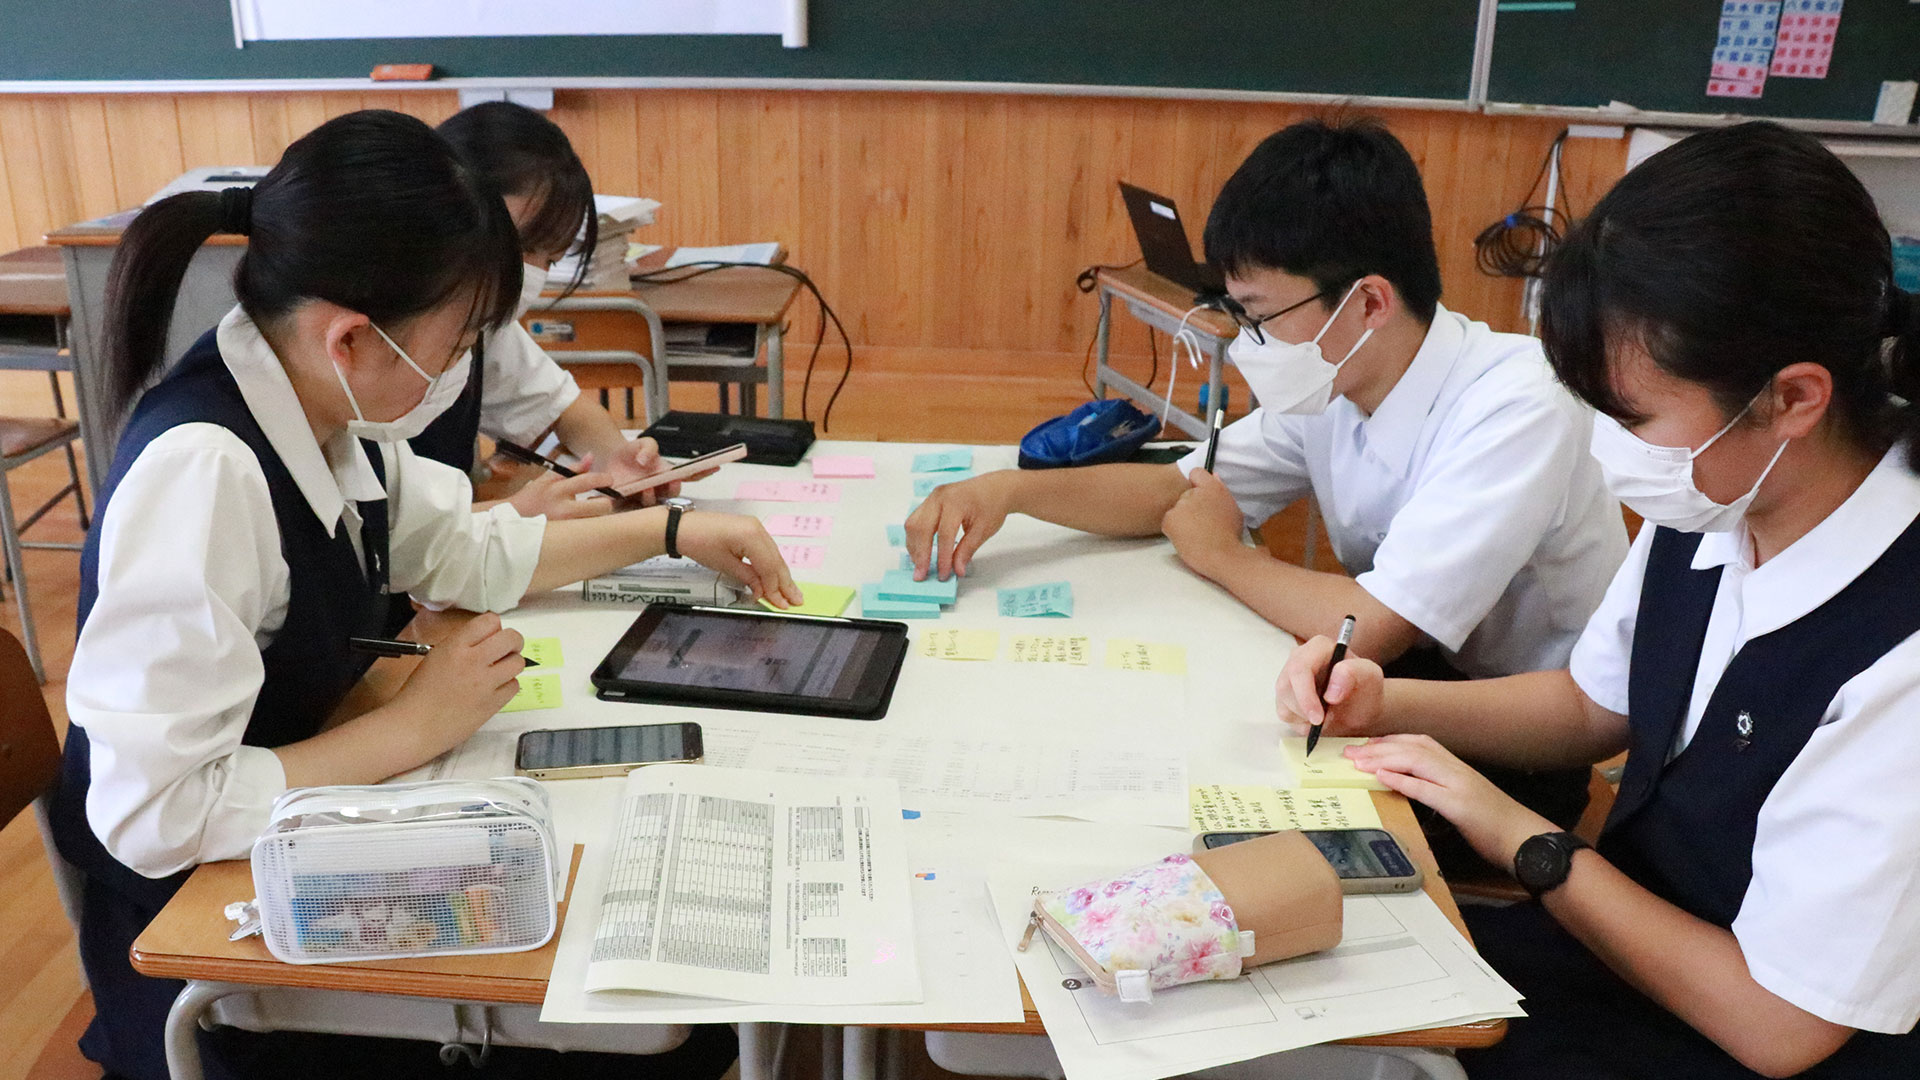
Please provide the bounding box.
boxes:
[913,473,972,498]
[861,583,943,619]
[886,524,907,547]
[912,448,973,473]
[878,568,959,605]
[997,582,1074,617]
[900,551,916,570]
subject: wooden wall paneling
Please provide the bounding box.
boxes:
[588,91,641,202]
[0,101,26,251]
[0,97,58,251]
[99,96,183,211]
[61,95,118,222]
[245,94,293,165]
[175,93,258,169]
[26,100,81,241]
[657,91,722,249]
[957,93,1013,349]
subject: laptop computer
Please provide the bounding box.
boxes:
[1119,182,1226,298]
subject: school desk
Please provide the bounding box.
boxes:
[1092,265,1238,439]
[131,441,1502,1080]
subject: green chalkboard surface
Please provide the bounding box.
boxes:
[1488,0,1920,122]
[1,0,1480,101]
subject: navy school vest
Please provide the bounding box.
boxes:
[51,329,393,911]
[407,336,485,476]
[1601,522,1920,1070]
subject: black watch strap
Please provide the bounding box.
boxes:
[1514,831,1590,899]
[664,504,686,559]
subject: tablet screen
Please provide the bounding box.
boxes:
[613,608,889,701]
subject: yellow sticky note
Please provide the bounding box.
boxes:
[1104,639,1187,674]
[521,637,563,669]
[1009,634,1090,665]
[1188,785,1383,833]
[1280,736,1389,790]
[763,582,856,617]
[919,628,1000,661]
[499,671,562,713]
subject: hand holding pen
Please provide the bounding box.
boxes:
[1305,614,1356,758]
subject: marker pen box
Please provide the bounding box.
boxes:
[243,778,561,964]
[1018,831,1342,1002]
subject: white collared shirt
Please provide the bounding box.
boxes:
[1570,445,1920,1033]
[1178,305,1627,677]
[67,307,547,879]
[477,320,580,447]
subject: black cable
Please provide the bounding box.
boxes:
[630,261,854,431]
[1473,129,1571,280]
[1146,325,1159,394]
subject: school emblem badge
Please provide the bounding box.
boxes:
[1733,710,1754,752]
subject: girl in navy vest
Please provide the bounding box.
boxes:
[1278,121,1920,1078]
[52,109,799,1080]
[411,100,688,514]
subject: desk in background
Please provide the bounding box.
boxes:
[1091,265,1237,440]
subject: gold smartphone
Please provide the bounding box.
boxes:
[514,722,704,781]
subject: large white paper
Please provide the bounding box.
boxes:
[702,723,1186,827]
[990,863,1523,1080]
[665,243,781,268]
[581,765,920,1006]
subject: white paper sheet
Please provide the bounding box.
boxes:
[701,723,1186,827]
[990,862,1524,1080]
[665,242,781,268]
[542,810,1036,1025]
[577,765,920,1005]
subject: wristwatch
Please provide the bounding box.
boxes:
[1513,831,1589,899]
[664,503,689,559]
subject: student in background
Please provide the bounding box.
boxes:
[1281,122,1920,1077]
[415,100,678,517]
[908,118,1627,863]
[50,110,797,1080]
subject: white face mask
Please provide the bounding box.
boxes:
[1226,281,1376,415]
[331,323,472,443]
[517,262,550,318]
[1588,392,1789,533]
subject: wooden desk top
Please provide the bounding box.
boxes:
[623,246,800,325]
[130,788,1500,1048]
[0,246,71,316]
[1095,265,1238,339]
[46,209,247,248]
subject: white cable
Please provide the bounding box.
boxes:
[1162,305,1207,431]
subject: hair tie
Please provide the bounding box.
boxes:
[1887,287,1915,337]
[217,186,254,237]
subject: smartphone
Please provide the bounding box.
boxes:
[612,442,749,497]
[514,722,704,780]
[1199,828,1424,894]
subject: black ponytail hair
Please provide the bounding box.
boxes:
[437,101,597,300]
[1541,120,1920,463]
[102,109,522,423]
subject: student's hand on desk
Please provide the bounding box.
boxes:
[392,613,526,758]
[905,472,1015,581]
[1278,633,1387,737]
[507,468,617,520]
[1345,735,1555,872]
[674,512,806,608]
[1161,469,1248,578]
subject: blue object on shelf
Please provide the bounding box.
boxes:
[1894,238,1920,293]
[1018,399,1162,470]
[1197,382,1229,416]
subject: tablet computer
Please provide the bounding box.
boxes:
[590,603,910,720]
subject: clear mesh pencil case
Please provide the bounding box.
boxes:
[246,778,561,964]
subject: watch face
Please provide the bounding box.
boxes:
[1515,835,1566,893]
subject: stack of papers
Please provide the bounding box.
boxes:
[549,194,663,290]
[664,242,780,268]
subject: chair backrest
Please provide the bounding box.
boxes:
[0,628,61,828]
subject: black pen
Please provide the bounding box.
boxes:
[1307,614,1356,759]
[494,439,625,501]
[1202,407,1225,472]
[350,636,543,667]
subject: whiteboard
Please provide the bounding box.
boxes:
[232,0,808,48]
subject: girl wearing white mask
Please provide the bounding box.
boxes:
[52,110,798,1080]
[416,101,683,518]
[1278,121,1920,1078]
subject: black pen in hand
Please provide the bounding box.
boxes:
[493,439,625,501]
[1202,407,1225,472]
[1306,614,1356,759]
[350,636,543,668]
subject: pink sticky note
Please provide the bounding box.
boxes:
[735,480,841,503]
[778,543,826,569]
[766,514,833,538]
[810,455,876,479]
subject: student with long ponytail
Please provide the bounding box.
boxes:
[50,109,797,1080]
[1276,121,1920,1077]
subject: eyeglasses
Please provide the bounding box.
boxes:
[1222,288,1338,345]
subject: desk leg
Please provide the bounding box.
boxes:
[766,322,785,419]
[738,1021,784,1080]
[163,980,244,1080]
[821,1026,844,1080]
[843,1025,880,1080]
[1093,290,1113,400]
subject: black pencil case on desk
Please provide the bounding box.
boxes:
[640,410,815,466]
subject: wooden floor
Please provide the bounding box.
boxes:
[0,340,1267,1079]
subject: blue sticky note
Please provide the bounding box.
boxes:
[913,473,971,498]
[861,583,942,619]
[912,448,973,473]
[878,568,958,604]
[902,810,922,820]
[886,523,907,547]
[900,552,917,570]
[997,582,1074,618]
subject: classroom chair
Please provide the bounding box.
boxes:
[522,294,668,424]
[0,411,88,684]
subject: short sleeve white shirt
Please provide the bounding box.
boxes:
[476,320,581,447]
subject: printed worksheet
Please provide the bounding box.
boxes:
[582,765,921,1005]
[702,723,1186,827]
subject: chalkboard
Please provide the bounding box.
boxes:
[1,0,1481,102]
[1488,0,1920,123]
